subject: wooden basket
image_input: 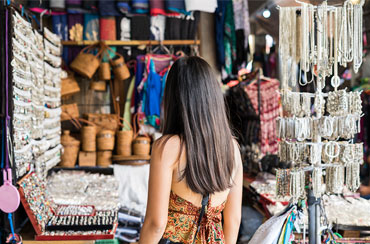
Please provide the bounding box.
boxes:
[61,103,79,121]
[79,151,96,167]
[110,54,130,81]
[81,126,97,152]
[61,75,80,97]
[90,81,107,91]
[116,130,133,156]
[85,113,119,132]
[116,118,133,156]
[97,151,112,167]
[132,136,151,156]
[99,62,111,80]
[70,45,102,79]
[60,130,80,167]
[97,130,115,151]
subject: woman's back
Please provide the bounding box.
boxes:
[139,57,242,244]
[159,135,241,244]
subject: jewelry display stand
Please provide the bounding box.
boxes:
[277,1,365,243]
[18,173,117,241]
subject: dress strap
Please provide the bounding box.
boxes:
[192,194,209,244]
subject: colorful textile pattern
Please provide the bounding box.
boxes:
[244,79,280,155]
[162,192,225,244]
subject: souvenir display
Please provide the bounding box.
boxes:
[11,11,63,179]
[276,0,365,202]
[18,172,118,240]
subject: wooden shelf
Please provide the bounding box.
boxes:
[61,40,200,46]
[112,155,150,165]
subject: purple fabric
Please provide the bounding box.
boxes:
[5,9,9,169]
[67,14,84,65]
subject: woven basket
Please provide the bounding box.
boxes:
[90,81,107,91]
[79,151,96,167]
[82,126,97,151]
[60,130,80,167]
[133,136,151,156]
[61,103,80,121]
[116,118,133,156]
[97,151,112,167]
[85,113,119,132]
[70,45,102,79]
[99,62,111,80]
[61,75,80,97]
[97,130,115,151]
[116,130,133,156]
[110,54,130,81]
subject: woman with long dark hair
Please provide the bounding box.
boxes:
[139,56,242,243]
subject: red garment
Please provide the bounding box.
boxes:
[244,79,280,155]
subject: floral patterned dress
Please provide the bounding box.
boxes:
[162,191,225,243]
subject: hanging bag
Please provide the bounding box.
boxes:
[70,44,102,78]
[98,44,112,80]
[110,53,131,81]
[61,72,80,97]
[61,103,80,121]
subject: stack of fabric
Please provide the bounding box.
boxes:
[115,207,144,242]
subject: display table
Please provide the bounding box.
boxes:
[23,241,95,244]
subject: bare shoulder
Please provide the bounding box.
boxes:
[151,135,182,167]
[232,138,242,171]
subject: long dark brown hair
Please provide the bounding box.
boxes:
[161,56,235,195]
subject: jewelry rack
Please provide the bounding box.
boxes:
[277,0,365,243]
[18,173,117,241]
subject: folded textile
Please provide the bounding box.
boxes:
[185,0,217,13]
[113,164,149,215]
[131,15,150,40]
[117,0,131,14]
[84,13,99,40]
[118,212,142,224]
[99,0,121,16]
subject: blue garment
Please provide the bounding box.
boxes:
[144,60,162,117]
[165,0,190,15]
[52,14,68,63]
[283,213,296,244]
[134,56,146,113]
[83,14,99,41]
[215,0,227,67]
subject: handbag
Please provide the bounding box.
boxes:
[85,113,120,132]
[159,194,209,244]
[61,73,80,97]
[61,103,80,121]
[70,44,102,78]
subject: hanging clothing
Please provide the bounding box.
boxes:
[143,60,162,124]
[244,79,280,155]
[232,0,250,49]
[162,192,225,243]
[223,0,237,76]
[185,0,218,13]
[215,1,227,68]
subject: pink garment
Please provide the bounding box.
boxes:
[244,79,280,155]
